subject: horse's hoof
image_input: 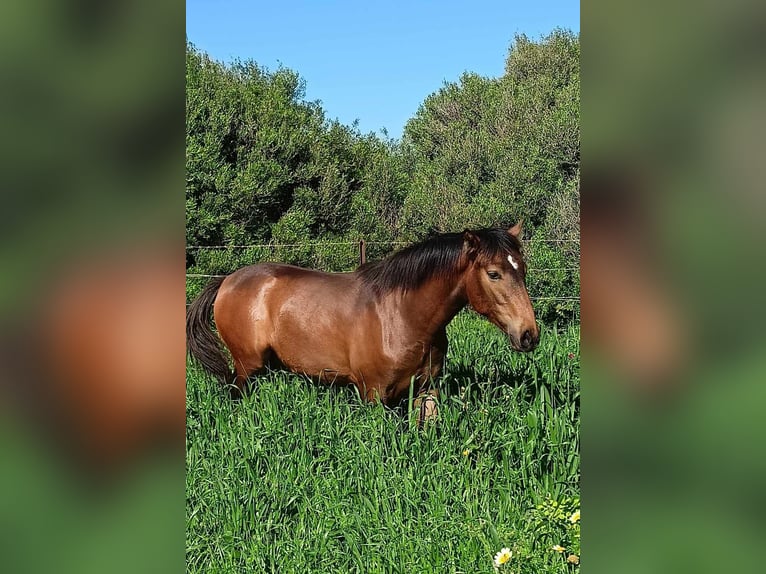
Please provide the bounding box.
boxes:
[415,394,439,428]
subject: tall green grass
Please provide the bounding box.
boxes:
[186,312,579,573]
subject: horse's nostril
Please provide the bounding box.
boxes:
[521,329,532,349]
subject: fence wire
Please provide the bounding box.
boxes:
[186,239,579,304]
[185,239,579,250]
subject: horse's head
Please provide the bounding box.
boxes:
[463,223,540,352]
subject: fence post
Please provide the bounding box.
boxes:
[359,239,366,266]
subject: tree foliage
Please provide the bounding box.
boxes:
[401,30,579,237]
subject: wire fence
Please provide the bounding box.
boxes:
[186,238,580,305]
[185,239,580,251]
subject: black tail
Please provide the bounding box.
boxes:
[186,276,232,383]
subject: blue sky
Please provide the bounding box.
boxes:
[186,1,579,140]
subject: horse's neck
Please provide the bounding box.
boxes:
[395,273,468,336]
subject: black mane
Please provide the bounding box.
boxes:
[357,227,522,293]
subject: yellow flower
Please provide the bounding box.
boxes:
[552,544,566,553]
[569,509,580,523]
[493,547,512,568]
[567,554,580,564]
[462,449,470,456]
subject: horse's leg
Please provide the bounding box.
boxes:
[361,381,384,403]
[414,338,447,427]
[414,388,440,427]
[229,345,272,397]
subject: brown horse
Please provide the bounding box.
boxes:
[186,224,539,409]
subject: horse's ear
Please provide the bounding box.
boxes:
[463,230,480,259]
[508,220,523,239]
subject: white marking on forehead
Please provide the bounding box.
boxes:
[507,254,519,270]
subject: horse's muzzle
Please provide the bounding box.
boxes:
[509,328,539,352]
[519,328,539,352]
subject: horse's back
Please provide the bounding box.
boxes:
[216,263,360,322]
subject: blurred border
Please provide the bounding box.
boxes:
[0,1,184,572]
[584,0,766,572]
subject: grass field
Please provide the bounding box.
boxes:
[186,311,580,573]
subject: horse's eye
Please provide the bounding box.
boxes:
[487,270,501,281]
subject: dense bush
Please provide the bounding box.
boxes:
[186,30,579,322]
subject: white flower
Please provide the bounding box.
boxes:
[493,547,512,568]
